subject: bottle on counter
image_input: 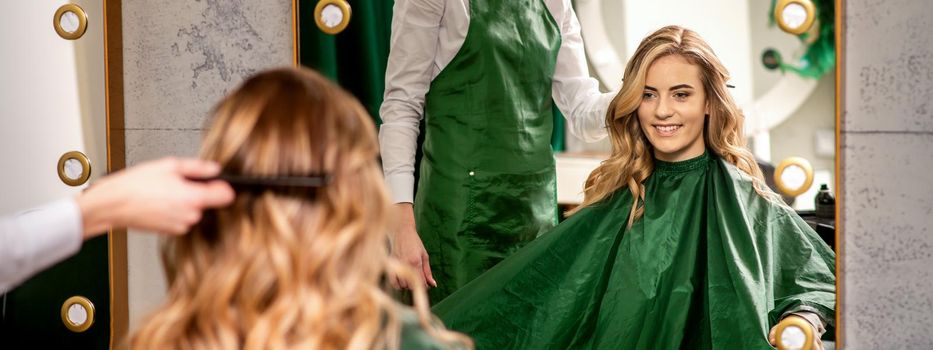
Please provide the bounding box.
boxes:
[815,184,835,219]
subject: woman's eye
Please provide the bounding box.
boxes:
[642,92,656,99]
[674,92,690,99]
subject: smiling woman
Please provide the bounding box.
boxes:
[637,55,709,162]
[433,26,835,350]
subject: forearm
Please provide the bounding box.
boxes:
[550,0,612,142]
[75,186,123,239]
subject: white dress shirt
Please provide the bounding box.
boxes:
[379,0,615,204]
[0,199,82,293]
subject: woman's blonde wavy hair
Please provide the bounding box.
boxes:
[570,25,782,226]
[130,68,470,350]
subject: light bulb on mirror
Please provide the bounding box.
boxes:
[314,0,351,35]
[53,4,88,40]
[774,0,817,36]
[774,157,814,198]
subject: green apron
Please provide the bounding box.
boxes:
[414,0,561,303]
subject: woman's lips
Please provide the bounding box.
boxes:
[653,124,682,136]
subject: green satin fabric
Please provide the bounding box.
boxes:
[415,0,562,303]
[433,152,836,349]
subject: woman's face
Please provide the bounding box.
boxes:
[637,54,709,162]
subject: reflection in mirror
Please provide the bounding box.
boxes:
[781,165,808,191]
[569,0,836,211]
[775,156,815,197]
[563,3,839,346]
[320,5,344,28]
[313,0,351,35]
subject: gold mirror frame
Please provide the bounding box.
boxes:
[774,156,815,197]
[61,296,95,333]
[57,151,92,186]
[53,4,89,40]
[774,0,817,35]
[314,0,351,35]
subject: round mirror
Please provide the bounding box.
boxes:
[774,156,814,197]
[57,151,92,186]
[775,0,816,35]
[61,296,95,333]
[314,0,351,35]
[53,4,88,40]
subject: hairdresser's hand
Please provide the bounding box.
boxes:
[76,157,235,238]
[768,315,825,350]
[389,203,436,290]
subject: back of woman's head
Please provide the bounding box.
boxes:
[130,68,461,350]
[572,25,779,223]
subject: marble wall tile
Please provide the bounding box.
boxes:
[844,0,933,133]
[841,1,933,347]
[124,129,204,166]
[841,133,933,348]
[123,0,292,130]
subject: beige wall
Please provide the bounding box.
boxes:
[0,0,106,213]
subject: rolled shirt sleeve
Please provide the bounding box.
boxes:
[549,0,614,142]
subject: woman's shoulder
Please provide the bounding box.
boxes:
[713,158,796,217]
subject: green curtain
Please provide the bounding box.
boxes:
[298,1,394,126]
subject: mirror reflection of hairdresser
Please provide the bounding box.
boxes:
[0,158,234,293]
[380,0,616,302]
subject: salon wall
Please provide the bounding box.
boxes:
[841,0,933,348]
[122,0,292,330]
[0,0,106,213]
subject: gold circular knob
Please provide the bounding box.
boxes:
[774,156,814,198]
[53,4,89,40]
[774,0,817,36]
[61,296,95,333]
[774,316,814,350]
[58,151,92,187]
[314,0,351,35]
